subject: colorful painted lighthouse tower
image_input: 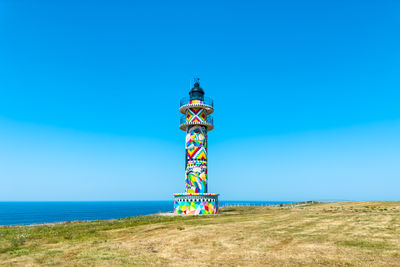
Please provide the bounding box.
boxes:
[173,79,219,215]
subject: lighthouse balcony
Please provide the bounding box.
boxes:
[179,96,214,115]
[180,115,214,131]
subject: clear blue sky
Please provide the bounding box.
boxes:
[0,0,399,201]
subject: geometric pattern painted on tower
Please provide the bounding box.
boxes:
[186,107,207,123]
[186,126,207,160]
[174,199,217,215]
[185,160,207,193]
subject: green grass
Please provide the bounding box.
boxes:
[0,215,195,254]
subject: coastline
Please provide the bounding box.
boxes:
[0,200,295,226]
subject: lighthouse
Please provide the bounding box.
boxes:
[173,79,219,215]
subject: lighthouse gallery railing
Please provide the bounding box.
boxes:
[180,96,214,108]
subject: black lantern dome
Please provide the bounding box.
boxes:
[189,80,204,101]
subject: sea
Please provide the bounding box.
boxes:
[0,201,293,226]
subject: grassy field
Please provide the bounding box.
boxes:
[1,201,399,266]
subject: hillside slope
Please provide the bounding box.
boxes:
[1,201,399,266]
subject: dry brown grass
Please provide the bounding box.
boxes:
[1,201,400,266]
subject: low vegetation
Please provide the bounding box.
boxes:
[1,201,399,266]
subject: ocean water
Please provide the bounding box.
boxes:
[0,201,292,226]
